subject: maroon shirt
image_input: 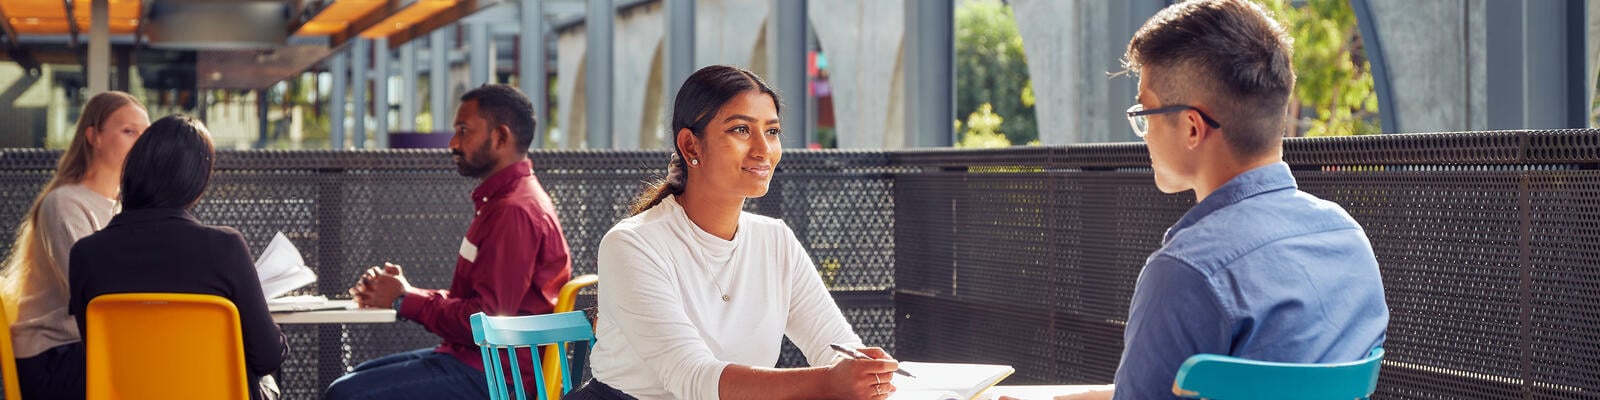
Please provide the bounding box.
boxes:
[398,159,573,373]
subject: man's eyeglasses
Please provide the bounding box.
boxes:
[1125,104,1222,138]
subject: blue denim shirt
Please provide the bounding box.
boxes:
[1111,162,1388,400]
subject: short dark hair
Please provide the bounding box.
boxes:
[121,114,215,210]
[459,84,537,152]
[1125,0,1294,156]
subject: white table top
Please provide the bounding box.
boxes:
[271,300,396,324]
[979,385,1114,400]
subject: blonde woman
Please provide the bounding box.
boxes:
[1,91,149,400]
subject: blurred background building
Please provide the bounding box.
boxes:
[0,0,1597,150]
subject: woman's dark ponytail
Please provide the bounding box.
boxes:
[629,152,689,215]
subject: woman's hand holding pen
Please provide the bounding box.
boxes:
[827,346,899,399]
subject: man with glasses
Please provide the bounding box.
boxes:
[1032,1,1389,399]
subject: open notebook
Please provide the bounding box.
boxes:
[889,362,1015,400]
[255,232,328,312]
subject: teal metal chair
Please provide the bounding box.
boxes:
[471,311,596,400]
[1172,347,1384,400]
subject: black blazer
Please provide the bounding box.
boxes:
[68,208,287,399]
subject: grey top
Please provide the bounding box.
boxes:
[10,183,115,358]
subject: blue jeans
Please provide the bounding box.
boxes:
[326,348,490,400]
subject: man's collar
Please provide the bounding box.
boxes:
[1167,162,1297,238]
[471,159,533,204]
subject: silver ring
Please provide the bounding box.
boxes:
[874,374,882,384]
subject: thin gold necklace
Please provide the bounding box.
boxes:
[695,231,736,302]
[689,218,737,302]
[681,196,739,302]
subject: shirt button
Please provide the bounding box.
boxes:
[476,211,481,216]
[481,197,488,202]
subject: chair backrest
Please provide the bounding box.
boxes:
[542,274,599,399]
[85,293,249,400]
[1173,347,1384,400]
[0,293,23,400]
[472,311,596,400]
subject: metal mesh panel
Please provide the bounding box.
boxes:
[1526,172,1600,399]
[1297,170,1525,399]
[892,165,1189,386]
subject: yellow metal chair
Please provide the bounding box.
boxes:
[86,293,249,400]
[0,294,24,400]
[542,274,598,400]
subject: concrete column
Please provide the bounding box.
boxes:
[903,0,952,147]
[257,89,269,149]
[374,37,390,148]
[470,23,493,85]
[556,26,586,148]
[586,0,614,148]
[432,29,451,132]
[1362,0,1485,133]
[520,0,548,147]
[1013,0,1159,144]
[330,52,347,148]
[1014,1,1078,145]
[809,0,904,148]
[613,2,664,149]
[773,0,809,148]
[400,41,417,131]
[351,39,369,148]
[88,0,110,95]
[695,0,770,68]
[115,47,131,91]
[666,0,695,107]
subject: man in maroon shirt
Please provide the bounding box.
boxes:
[328,84,573,400]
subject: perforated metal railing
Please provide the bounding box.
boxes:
[1,129,1598,399]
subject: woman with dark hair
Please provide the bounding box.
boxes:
[576,65,899,400]
[2,91,148,400]
[66,115,287,400]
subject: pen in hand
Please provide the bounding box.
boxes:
[830,343,916,378]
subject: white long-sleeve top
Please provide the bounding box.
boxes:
[591,195,863,400]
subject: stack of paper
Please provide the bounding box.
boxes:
[266,295,348,312]
[889,362,1015,400]
[255,231,316,301]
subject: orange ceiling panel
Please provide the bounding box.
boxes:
[70,0,142,34]
[359,0,454,39]
[2,0,141,35]
[296,0,386,36]
[3,0,71,34]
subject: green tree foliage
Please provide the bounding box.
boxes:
[1258,0,1382,136]
[957,103,1013,148]
[956,0,1036,145]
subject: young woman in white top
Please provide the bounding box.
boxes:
[578,65,899,400]
[1,91,150,399]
